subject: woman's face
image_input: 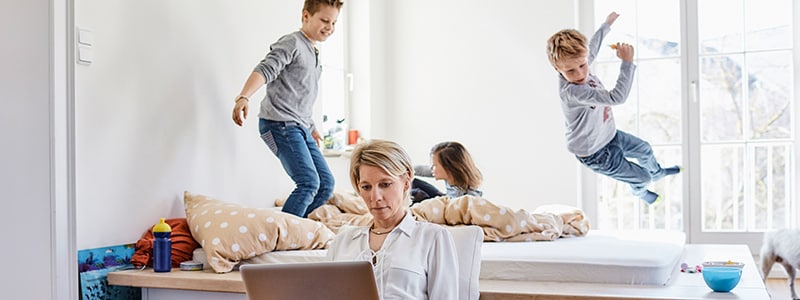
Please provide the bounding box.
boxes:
[357,165,409,222]
[431,154,450,182]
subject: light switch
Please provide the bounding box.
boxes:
[78,28,94,46]
[78,45,93,64]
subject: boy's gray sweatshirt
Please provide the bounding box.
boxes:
[255,31,320,131]
[559,23,636,157]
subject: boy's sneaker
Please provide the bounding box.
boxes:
[641,191,661,205]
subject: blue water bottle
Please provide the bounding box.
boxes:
[152,218,172,272]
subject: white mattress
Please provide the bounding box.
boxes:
[192,229,685,285]
[191,248,328,269]
[480,229,686,285]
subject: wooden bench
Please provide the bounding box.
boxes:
[109,244,769,299]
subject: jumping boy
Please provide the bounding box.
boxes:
[231,0,343,217]
[546,12,680,204]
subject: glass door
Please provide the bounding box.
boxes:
[589,0,797,252]
[692,0,795,249]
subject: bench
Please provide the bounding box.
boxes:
[109,244,769,299]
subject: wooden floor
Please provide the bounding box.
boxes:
[766,278,799,299]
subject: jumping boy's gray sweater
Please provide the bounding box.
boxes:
[255,31,321,131]
[559,23,636,157]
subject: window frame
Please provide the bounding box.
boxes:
[579,0,800,254]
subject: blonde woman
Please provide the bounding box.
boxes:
[326,139,459,300]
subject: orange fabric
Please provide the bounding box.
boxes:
[132,218,200,268]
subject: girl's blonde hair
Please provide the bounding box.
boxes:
[546,29,588,68]
[350,139,413,203]
[431,142,482,191]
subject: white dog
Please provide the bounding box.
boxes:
[761,229,800,300]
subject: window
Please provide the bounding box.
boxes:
[591,0,685,230]
[318,8,348,148]
[588,0,797,250]
[696,0,794,233]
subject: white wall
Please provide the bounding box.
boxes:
[368,0,580,211]
[73,0,303,249]
[72,0,582,249]
[3,0,581,297]
[0,0,59,298]
[69,0,582,251]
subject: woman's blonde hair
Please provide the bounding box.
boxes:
[431,142,482,191]
[546,29,588,68]
[350,140,414,203]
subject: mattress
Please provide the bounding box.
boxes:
[480,229,686,285]
[192,229,685,285]
[191,248,327,269]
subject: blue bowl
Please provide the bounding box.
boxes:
[702,267,742,292]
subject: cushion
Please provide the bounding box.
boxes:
[131,218,200,268]
[446,225,482,300]
[183,191,335,273]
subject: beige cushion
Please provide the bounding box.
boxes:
[183,191,335,273]
[446,225,483,300]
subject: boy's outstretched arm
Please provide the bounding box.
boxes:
[604,43,636,105]
[587,12,618,65]
[606,12,619,26]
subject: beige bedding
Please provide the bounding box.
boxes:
[184,190,588,273]
[307,192,589,241]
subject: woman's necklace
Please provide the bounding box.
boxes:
[369,226,393,235]
[370,214,404,236]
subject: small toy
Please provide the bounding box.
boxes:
[680,262,703,273]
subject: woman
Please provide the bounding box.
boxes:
[326,139,459,299]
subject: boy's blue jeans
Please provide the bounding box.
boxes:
[577,130,666,197]
[259,119,334,217]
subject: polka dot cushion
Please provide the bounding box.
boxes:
[183,191,335,273]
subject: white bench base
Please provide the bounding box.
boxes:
[109,244,769,300]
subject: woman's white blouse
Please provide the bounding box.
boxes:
[326,212,459,300]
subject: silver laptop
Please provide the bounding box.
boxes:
[240,261,379,300]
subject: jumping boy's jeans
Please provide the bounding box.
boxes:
[259,119,334,217]
[576,130,666,197]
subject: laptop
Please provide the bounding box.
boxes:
[240,261,379,300]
